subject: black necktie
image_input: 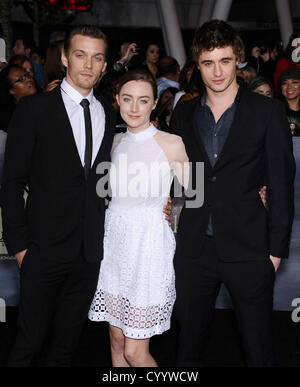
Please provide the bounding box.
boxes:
[80,98,93,179]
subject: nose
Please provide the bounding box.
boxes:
[130,99,139,113]
[214,63,222,77]
[84,56,92,69]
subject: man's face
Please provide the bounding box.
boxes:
[197,46,238,94]
[13,39,26,55]
[61,34,107,96]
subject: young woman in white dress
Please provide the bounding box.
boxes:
[88,68,188,367]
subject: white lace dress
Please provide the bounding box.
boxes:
[88,124,176,339]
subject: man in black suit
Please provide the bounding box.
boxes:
[1,25,115,366]
[174,20,295,366]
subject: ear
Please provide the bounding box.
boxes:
[116,94,120,106]
[9,88,15,96]
[61,50,68,68]
[102,61,107,73]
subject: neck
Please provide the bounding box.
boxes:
[206,80,239,109]
[288,98,300,111]
[128,122,151,134]
[65,75,92,97]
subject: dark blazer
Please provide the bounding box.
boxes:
[1,86,115,262]
[174,87,295,262]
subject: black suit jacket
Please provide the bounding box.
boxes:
[174,87,295,261]
[1,86,115,262]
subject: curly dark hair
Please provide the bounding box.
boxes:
[191,20,244,63]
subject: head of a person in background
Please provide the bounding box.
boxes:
[9,54,34,77]
[12,37,32,57]
[191,19,244,95]
[158,56,180,82]
[0,64,36,104]
[248,76,273,98]
[178,59,196,92]
[236,65,257,85]
[278,68,300,111]
[158,87,178,114]
[145,43,160,65]
[31,47,45,66]
[116,68,158,132]
[61,25,108,96]
[43,40,65,88]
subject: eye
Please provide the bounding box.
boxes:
[95,56,103,61]
[76,53,83,58]
[123,97,131,102]
[140,99,148,104]
[222,59,230,64]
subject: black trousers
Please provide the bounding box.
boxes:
[7,243,101,367]
[175,236,275,367]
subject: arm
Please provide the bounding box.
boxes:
[265,100,295,264]
[0,97,36,257]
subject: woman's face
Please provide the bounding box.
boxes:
[22,60,34,76]
[146,45,160,64]
[253,83,273,98]
[9,67,36,102]
[160,90,174,113]
[281,78,300,101]
[117,80,157,132]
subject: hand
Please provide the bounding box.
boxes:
[15,249,27,268]
[259,185,267,207]
[121,43,139,64]
[269,255,281,272]
[44,79,61,92]
[163,197,173,227]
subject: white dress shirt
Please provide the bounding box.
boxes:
[60,78,105,166]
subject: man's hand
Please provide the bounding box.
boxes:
[15,249,27,268]
[259,185,267,207]
[163,197,173,227]
[269,255,281,272]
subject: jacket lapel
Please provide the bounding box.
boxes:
[50,86,84,173]
[192,101,213,169]
[91,93,114,169]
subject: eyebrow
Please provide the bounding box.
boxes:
[72,49,105,57]
[201,57,233,63]
[121,93,151,98]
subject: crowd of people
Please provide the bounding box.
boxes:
[1,27,300,138]
[0,20,298,367]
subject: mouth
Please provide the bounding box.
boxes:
[81,73,93,78]
[212,79,225,84]
[128,115,140,119]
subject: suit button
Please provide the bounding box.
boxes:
[211,176,217,182]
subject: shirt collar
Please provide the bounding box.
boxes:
[200,85,241,107]
[61,77,94,105]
